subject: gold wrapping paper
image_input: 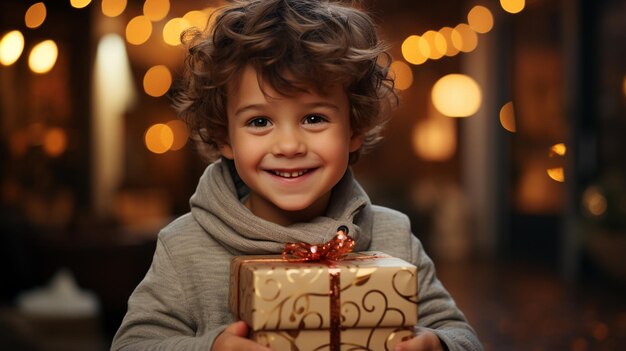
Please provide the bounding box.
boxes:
[252,326,414,351]
[229,251,418,331]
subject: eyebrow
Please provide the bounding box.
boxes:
[234,101,340,117]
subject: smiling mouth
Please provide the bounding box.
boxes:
[269,169,313,178]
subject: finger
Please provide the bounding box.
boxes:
[223,320,248,338]
[394,328,443,351]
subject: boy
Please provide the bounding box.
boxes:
[112,0,482,350]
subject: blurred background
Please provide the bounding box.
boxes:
[0,0,625,350]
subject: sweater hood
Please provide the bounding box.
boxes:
[189,159,373,255]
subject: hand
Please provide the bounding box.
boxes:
[211,321,271,351]
[394,327,447,351]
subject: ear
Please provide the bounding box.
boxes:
[349,133,364,153]
[219,142,234,159]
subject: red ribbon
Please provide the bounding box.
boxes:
[282,225,355,262]
[281,226,354,351]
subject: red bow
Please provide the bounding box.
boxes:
[282,225,355,262]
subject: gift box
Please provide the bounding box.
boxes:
[229,251,418,350]
[252,326,415,351]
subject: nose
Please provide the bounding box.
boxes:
[271,126,306,158]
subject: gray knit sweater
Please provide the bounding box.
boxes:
[111,160,482,350]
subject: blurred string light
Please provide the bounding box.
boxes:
[28,40,58,74]
[431,74,482,117]
[143,0,170,22]
[412,104,457,161]
[43,127,68,157]
[162,17,191,46]
[500,0,526,14]
[401,6,493,66]
[70,0,92,9]
[389,60,413,90]
[547,143,566,182]
[166,120,189,151]
[0,30,25,66]
[25,2,47,29]
[499,101,516,132]
[102,0,127,18]
[143,65,172,97]
[126,15,153,45]
[582,186,607,217]
[145,123,174,154]
[467,5,494,34]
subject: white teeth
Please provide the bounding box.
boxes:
[273,170,307,178]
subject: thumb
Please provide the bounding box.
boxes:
[223,320,249,338]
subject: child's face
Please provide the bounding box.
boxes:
[220,65,362,226]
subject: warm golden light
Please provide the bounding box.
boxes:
[499,101,516,132]
[102,0,127,17]
[126,15,152,45]
[145,123,174,154]
[432,74,482,117]
[43,128,68,157]
[451,23,478,53]
[166,120,189,151]
[412,114,457,162]
[163,17,191,46]
[70,0,92,9]
[439,27,460,57]
[25,2,47,29]
[0,30,25,66]
[401,35,428,65]
[28,40,58,74]
[143,65,172,97]
[500,0,525,14]
[389,60,413,91]
[549,143,567,157]
[422,30,446,60]
[467,5,494,34]
[582,186,607,217]
[546,167,565,182]
[183,10,210,31]
[143,0,170,22]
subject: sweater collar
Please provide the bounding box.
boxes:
[189,159,373,255]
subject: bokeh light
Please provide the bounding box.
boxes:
[546,167,565,182]
[145,123,174,154]
[499,101,516,132]
[401,35,428,65]
[451,23,478,53]
[432,74,482,117]
[389,60,414,91]
[126,15,152,45]
[422,30,446,60]
[0,30,25,66]
[183,10,210,31]
[143,65,172,97]
[163,17,191,46]
[102,0,127,18]
[28,40,58,74]
[622,75,626,97]
[25,2,47,29]
[166,120,190,151]
[549,143,567,157]
[143,0,170,22]
[70,0,92,9]
[43,128,68,157]
[412,116,457,161]
[467,5,494,34]
[582,186,608,216]
[438,27,460,57]
[500,0,525,14]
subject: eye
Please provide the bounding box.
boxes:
[303,114,327,124]
[246,117,271,128]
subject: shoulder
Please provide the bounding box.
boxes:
[157,213,229,261]
[369,205,414,261]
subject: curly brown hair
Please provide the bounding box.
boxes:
[171,0,396,163]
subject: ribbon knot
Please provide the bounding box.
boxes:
[282,225,355,262]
